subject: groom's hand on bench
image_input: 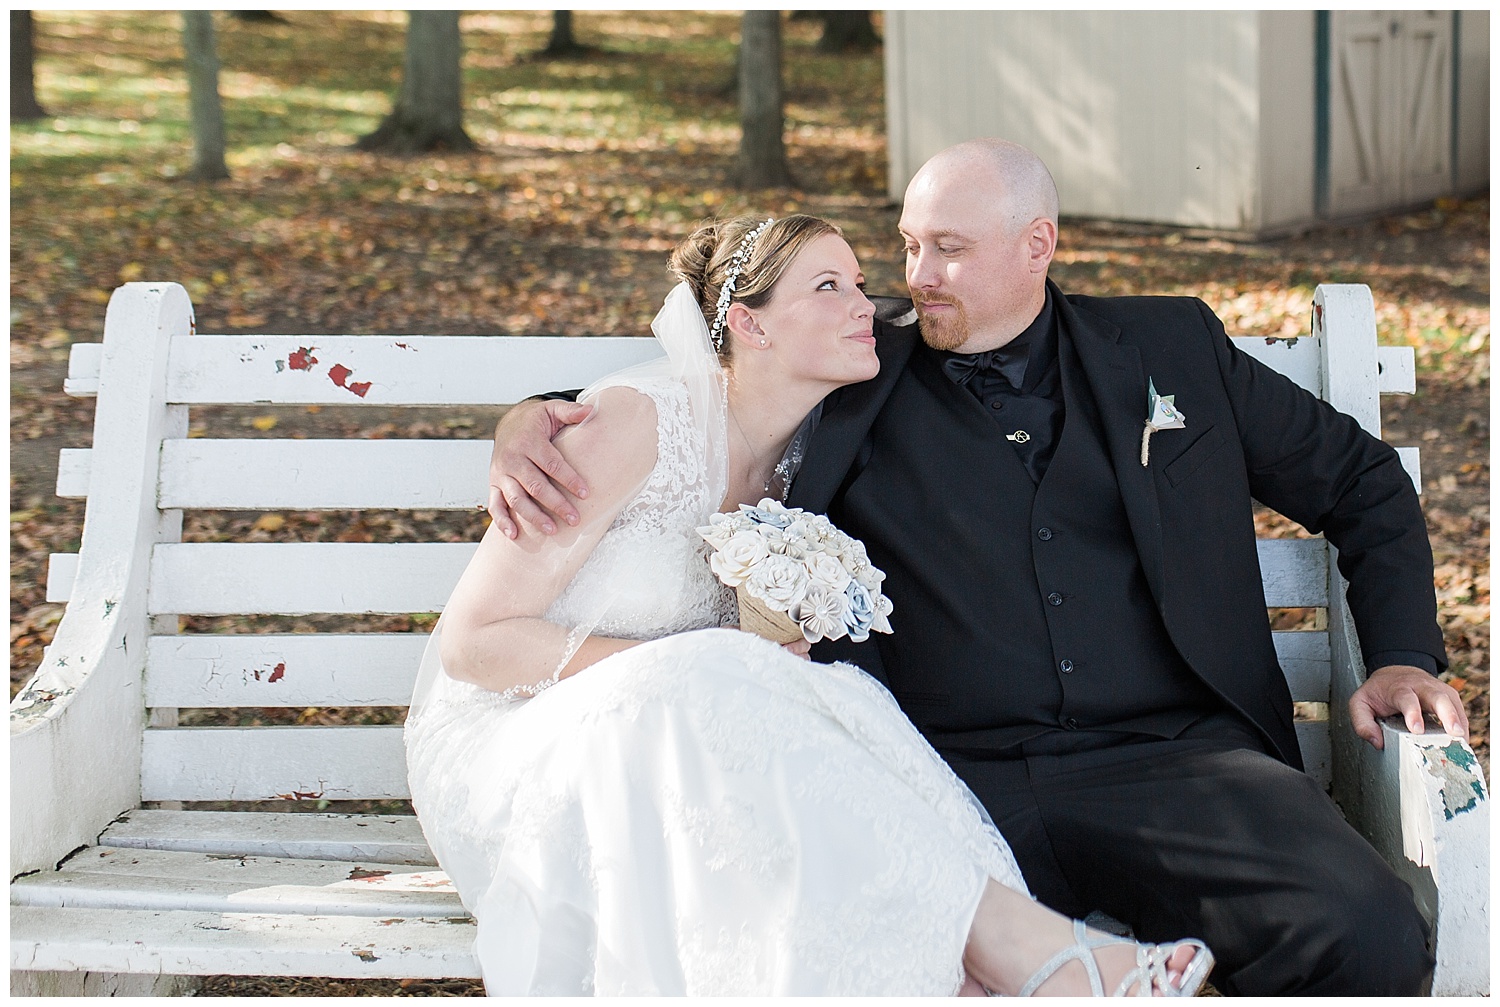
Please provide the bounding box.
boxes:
[1348,664,1468,750]
[488,397,595,538]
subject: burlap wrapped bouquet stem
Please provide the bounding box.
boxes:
[735,585,805,645]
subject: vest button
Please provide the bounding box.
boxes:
[990,401,1003,410]
[1037,527,1053,541]
[1064,717,1080,730]
[1059,659,1074,673]
[1047,592,1064,606]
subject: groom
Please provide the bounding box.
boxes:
[486,139,1464,995]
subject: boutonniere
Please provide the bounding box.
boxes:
[1140,378,1186,466]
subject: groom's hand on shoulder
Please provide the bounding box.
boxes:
[488,397,596,539]
[1348,664,1468,750]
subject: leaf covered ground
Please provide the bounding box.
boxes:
[9,11,1488,996]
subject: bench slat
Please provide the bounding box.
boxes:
[10,905,479,979]
[60,538,1324,618]
[63,342,103,397]
[1274,630,1330,702]
[148,542,473,615]
[146,634,429,708]
[57,437,1420,509]
[13,868,462,918]
[45,553,79,603]
[1257,538,1327,607]
[158,438,493,510]
[58,336,1419,403]
[166,334,663,405]
[141,726,408,802]
[101,810,435,866]
[143,629,1327,709]
[1295,720,1332,789]
[59,846,447,889]
[55,447,91,499]
[1231,335,1320,394]
[1375,344,1416,394]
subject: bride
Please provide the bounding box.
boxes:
[403,214,1212,996]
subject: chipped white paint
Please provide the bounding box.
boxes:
[10,906,480,978]
[11,284,191,878]
[146,634,427,708]
[168,334,663,405]
[1397,730,1490,995]
[141,725,408,802]
[13,868,463,918]
[17,280,1480,991]
[100,809,436,866]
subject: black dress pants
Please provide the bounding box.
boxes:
[943,715,1434,995]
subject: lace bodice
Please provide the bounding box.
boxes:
[544,375,737,641]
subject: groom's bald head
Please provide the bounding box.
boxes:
[908,138,1059,236]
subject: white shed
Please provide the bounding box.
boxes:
[884,11,1489,235]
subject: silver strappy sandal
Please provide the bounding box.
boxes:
[1015,919,1214,997]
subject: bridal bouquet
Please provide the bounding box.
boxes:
[697,499,894,645]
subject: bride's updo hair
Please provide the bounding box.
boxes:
[668,213,842,360]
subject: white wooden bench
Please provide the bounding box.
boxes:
[10,282,1488,995]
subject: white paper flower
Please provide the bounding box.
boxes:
[871,593,894,634]
[745,553,810,612]
[853,562,885,592]
[794,584,849,643]
[698,520,737,550]
[709,530,771,587]
[806,552,852,593]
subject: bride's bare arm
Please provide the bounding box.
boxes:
[441,387,658,693]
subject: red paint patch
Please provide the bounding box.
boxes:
[328,363,372,398]
[394,341,412,350]
[268,662,285,683]
[288,347,318,371]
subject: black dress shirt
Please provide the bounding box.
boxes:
[939,289,1063,484]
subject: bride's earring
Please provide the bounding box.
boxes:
[759,339,768,347]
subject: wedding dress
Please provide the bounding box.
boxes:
[403,286,1030,996]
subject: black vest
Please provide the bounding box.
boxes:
[824,324,1222,752]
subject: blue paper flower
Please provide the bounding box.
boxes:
[843,580,875,642]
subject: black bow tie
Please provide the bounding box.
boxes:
[943,349,1018,389]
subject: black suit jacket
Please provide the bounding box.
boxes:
[789,282,1444,767]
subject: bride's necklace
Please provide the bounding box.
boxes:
[728,406,784,498]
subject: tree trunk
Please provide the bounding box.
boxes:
[539,11,588,57]
[181,11,229,181]
[816,11,880,53]
[11,12,47,122]
[355,11,476,155]
[737,11,792,189]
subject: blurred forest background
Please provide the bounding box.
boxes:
[8,10,1488,994]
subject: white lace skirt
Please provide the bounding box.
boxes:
[405,627,1028,995]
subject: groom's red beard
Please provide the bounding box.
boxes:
[913,295,970,351]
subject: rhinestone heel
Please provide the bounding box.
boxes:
[1014,919,1213,997]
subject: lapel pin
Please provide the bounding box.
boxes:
[1006,430,1031,444]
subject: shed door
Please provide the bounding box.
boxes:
[1328,11,1452,216]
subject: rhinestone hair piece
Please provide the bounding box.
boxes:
[709,217,775,352]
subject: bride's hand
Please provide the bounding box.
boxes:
[488,399,597,538]
[782,639,813,660]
